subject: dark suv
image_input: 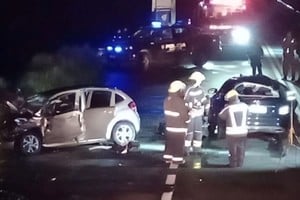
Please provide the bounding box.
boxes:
[98,24,220,71]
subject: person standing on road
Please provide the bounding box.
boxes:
[184,71,208,155]
[163,80,190,164]
[218,89,248,168]
[247,40,264,76]
[282,31,297,81]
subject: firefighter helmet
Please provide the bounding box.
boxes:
[225,89,239,101]
[168,80,186,93]
[189,71,205,86]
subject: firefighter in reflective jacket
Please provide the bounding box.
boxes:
[282,31,297,81]
[163,80,190,163]
[184,71,208,154]
[218,90,248,168]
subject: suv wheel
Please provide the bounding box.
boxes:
[193,52,207,68]
[139,53,151,71]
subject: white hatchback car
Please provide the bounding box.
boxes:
[15,87,140,155]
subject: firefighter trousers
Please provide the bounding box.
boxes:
[164,131,185,161]
[282,57,296,79]
[186,114,203,153]
[227,135,247,168]
[250,59,262,76]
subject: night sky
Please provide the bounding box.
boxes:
[2,0,300,78]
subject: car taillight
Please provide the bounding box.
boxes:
[128,101,137,112]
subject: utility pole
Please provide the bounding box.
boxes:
[152,0,176,25]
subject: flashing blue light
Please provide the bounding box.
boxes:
[114,46,123,53]
[106,46,113,51]
[151,21,162,28]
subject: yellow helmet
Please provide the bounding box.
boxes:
[168,80,186,93]
[224,89,239,101]
[189,71,205,83]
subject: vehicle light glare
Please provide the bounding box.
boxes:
[231,27,250,45]
[279,105,289,115]
[151,21,162,28]
[114,46,122,53]
[286,91,296,101]
[106,46,113,51]
[248,105,267,114]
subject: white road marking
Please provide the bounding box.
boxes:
[165,174,176,185]
[161,163,179,200]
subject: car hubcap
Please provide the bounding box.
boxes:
[115,125,134,146]
[142,56,150,70]
[22,135,39,153]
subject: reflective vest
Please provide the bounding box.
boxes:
[218,102,248,136]
[184,86,208,111]
[164,94,189,133]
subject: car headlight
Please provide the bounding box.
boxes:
[114,46,123,53]
[106,46,113,51]
[279,105,289,115]
[248,105,267,114]
[231,27,250,45]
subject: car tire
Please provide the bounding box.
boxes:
[15,132,42,156]
[193,51,207,68]
[139,52,152,72]
[208,124,217,139]
[112,121,136,147]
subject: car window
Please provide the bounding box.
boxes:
[90,91,112,108]
[115,93,124,104]
[52,93,76,115]
[133,28,152,39]
[235,82,279,98]
[152,28,173,41]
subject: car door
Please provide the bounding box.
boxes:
[83,89,115,140]
[42,91,83,144]
[151,27,175,62]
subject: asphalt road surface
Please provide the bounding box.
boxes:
[1,45,300,200]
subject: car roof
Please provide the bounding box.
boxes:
[31,85,121,99]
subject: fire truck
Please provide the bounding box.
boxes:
[197,0,254,57]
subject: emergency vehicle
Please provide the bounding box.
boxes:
[197,0,254,57]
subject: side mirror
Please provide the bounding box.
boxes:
[208,88,218,95]
[287,91,296,101]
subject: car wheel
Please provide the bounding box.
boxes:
[193,52,207,68]
[112,122,136,147]
[15,132,42,155]
[208,124,217,139]
[139,53,151,72]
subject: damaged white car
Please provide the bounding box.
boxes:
[1,87,140,155]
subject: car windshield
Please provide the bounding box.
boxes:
[2,0,300,199]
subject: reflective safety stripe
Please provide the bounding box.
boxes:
[201,97,207,103]
[189,90,203,96]
[190,108,204,117]
[193,140,202,148]
[166,127,187,133]
[164,110,180,117]
[163,154,173,159]
[226,127,248,135]
[172,157,184,162]
[185,140,192,147]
